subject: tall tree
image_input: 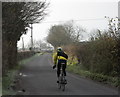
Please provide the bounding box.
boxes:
[47,22,85,48]
[2,1,49,74]
[47,25,72,47]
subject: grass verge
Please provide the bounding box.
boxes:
[0,78,2,96]
[2,65,21,95]
[18,52,42,65]
[67,64,120,87]
[2,53,42,95]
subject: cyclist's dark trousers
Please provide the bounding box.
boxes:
[57,59,67,77]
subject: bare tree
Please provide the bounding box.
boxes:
[47,21,86,47]
[2,1,49,74]
[35,40,50,49]
[64,21,86,43]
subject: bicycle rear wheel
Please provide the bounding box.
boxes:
[58,82,61,89]
[61,84,65,91]
[58,77,62,89]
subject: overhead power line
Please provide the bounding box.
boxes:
[41,18,105,24]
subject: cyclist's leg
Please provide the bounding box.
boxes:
[62,60,67,76]
[57,61,61,77]
[62,60,67,84]
[57,61,61,83]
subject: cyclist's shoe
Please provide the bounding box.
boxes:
[57,80,59,83]
[64,79,67,84]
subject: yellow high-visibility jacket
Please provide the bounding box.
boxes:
[53,52,68,65]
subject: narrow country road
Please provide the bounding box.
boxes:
[18,53,118,95]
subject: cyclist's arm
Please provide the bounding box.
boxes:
[53,52,57,65]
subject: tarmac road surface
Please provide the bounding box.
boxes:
[18,53,119,96]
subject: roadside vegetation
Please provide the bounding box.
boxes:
[0,78,2,96]
[2,66,21,95]
[2,52,42,95]
[67,59,119,87]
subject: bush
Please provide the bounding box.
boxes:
[17,51,35,61]
[67,64,120,87]
[70,31,119,76]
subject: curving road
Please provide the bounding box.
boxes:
[18,53,119,96]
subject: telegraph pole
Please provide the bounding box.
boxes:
[31,23,33,51]
[22,37,24,51]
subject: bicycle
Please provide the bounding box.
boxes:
[57,62,67,91]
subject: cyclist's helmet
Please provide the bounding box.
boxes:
[57,47,62,52]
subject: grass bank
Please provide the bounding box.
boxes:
[67,64,120,87]
[18,52,42,65]
[2,53,42,95]
[0,78,2,96]
[2,65,21,95]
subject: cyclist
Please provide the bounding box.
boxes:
[53,47,68,83]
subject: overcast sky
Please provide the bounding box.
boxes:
[17,0,119,48]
